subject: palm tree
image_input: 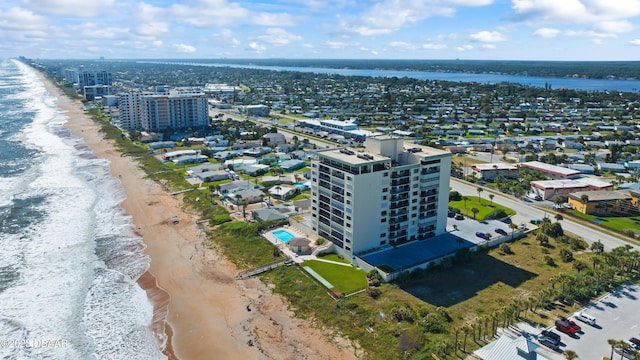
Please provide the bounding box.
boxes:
[477,187,484,203]
[608,339,618,359]
[471,207,479,220]
[489,194,494,206]
[509,223,519,240]
[555,213,564,222]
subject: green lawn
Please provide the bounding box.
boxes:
[449,195,515,220]
[318,253,350,264]
[566,210,640,235]
[302,260,367,294]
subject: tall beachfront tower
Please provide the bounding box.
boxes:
[310,136,451,258]
[139,90,209,132]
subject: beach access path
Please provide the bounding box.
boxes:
[39,72,357,360]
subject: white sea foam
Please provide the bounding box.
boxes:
[0,61,165,359]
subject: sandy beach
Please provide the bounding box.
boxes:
[38,73,358,360]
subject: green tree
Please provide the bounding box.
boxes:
[471,207,479,220]
[477,187,484,203]
[489,194,495,206]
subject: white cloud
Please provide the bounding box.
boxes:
[253,28,302,45]
[629,39,640,46]
[173,43,196,53]
[342,0,491,36]
[170,0,298,28]
[469,30,506,42]
[564,29,616,39]
[511,0,640,24]
[456,44,474,51]
[251,13,298,26]
[0,7,48,30]
[212,29,240,46]
[67,23,130,39]
[595,20,634,33]
[388,41,417,50]
[481,44,496,49]
[324,40,349,49]
[533,27,561,38]
[422,43,448,50]
[247,42,266,53]
[22,0,115,17]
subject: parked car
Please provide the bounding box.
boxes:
[565,318,582,333]
[448,211,455,218]
[630,337,640,347]
[455,214,464,220]
[495,228,508,236]
[574,312,596,326]
[530,219,542,224]
[475,232,489,240]
[537,335,559,350]
[541,330,561,342]
[555,319,577,335]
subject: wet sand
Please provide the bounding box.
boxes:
[38,72,358,359]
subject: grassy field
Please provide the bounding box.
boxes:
[449,195,516,220]
[452,155,488,168]
[302,260,368,294]
[566,210,640,237]
[318,253,351,264]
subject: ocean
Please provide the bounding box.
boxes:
[0,59,166,359]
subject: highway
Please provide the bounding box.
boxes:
[450,178,639,251]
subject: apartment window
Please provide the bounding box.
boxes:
[413,176,419,181]
[380,233,386,238]
[381,218,387,223]
[413,169,419,173]
[383,172,389,177]
[383,195,387,200]
[346,215,351,220]
[413,191,418,196]
[382,187,388,193]
[412,206,417,210]
[346,200,351,205]
[346,223,351,228]
[412,199,417,203]
[347,176,352,180]
[411,214,417,218]
[380,240,386,245]
[381,211,387,216]
[346,191,352,197]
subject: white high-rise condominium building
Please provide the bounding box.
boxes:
[117,92,143,130]
[310,136,451,257]
[140,90,208,132]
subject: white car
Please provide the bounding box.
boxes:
[574,312,596,325]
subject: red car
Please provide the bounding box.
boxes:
[566,318,582,333]
[555,319,577,335]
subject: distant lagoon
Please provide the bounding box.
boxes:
[144,60,640,93]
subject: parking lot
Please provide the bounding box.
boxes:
[539,283,640,359]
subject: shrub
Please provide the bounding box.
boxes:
[544,255,556,266]
[499,243,513,254]
[559,248,574,262]
[366,287,381,299]
[485,208,508,219]
[449,191,462,201]
[210,213,232,225]
[569,237,588,251]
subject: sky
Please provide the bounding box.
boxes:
[2,0,640,61]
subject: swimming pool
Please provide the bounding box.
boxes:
[272,229,295,243]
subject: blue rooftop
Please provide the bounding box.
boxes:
[359,232,475,271]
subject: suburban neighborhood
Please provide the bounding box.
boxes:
[28,58,640,360]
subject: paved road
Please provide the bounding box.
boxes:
[450,178,639,251]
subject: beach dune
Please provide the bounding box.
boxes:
[39,73,357,360]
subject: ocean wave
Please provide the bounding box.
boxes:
[0,58,166,359]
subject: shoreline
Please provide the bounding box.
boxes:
[36,71,358,359]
